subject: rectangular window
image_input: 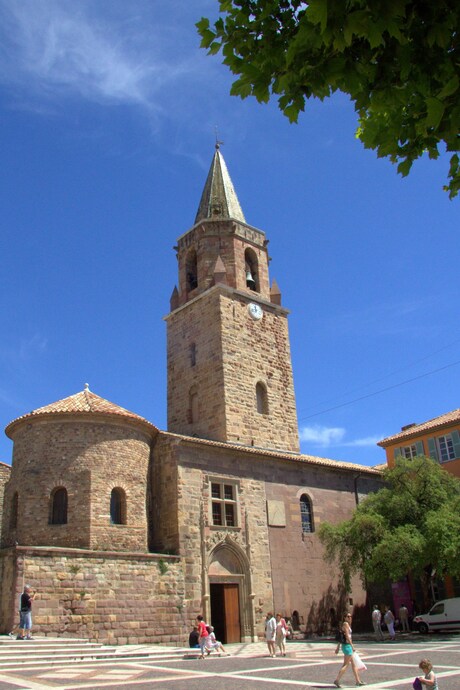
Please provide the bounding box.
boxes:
[437,435,455,462]
[402,444,417,459]
[210,479,238,528]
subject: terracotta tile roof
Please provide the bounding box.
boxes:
[162,431,381,475]
[378,408,460,446]
[372,463,388,471]
[5,386,157,438]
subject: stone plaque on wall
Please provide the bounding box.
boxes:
[267,500,286,527]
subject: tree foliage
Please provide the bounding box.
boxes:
[197,1,460,198]
[318,456,460,599]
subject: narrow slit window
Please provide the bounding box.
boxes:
[50,487,68,525]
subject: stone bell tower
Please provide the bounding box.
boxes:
[166,146,299,453]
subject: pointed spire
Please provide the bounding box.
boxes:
[170,285,179,311]
[195,145,246,224]
[213,255,227,285]
[270,279,282,305]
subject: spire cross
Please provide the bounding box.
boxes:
[214,125,224,150]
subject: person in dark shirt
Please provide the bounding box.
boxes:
[189,626,200,648]
[18,585,36,640]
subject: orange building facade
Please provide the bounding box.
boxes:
[378,408,460,477]
[378,408,460,603]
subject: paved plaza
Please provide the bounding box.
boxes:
[0,635,459,690]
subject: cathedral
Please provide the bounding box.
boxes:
[0,147,381,645]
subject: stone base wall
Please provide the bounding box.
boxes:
[0,546,189,645]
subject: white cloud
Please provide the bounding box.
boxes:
[299,425,345,446]
[0,334,48,365]
[0,0,205,113]
[299,425,381,448]
[342,435,383,448]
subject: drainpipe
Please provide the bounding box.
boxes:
[354,473,363,506]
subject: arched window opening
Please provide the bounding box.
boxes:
[189,385,199,423]
[110,488,126,525]
[10,492,18,530]
[186,249,198,291]
[256,381,268,415]
[300,494,314,534]
[50,487,68,525]
[244,248,259,292]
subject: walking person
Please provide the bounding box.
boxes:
[18,585,36,640]
[333,612,365,688]
[384,605,396,641]
[371,605,384,641]
[196,615,209,659]
[275,613,288,656]
[265,611,276,658]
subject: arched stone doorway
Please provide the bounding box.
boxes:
[207,539,254,643]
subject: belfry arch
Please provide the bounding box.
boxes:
[206,539,255,643]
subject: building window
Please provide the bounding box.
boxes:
[190,343,196,367]
[110,488,126,525]
[402,444,417,459]
[210,481,238,527]
[50,487,68,525]
[186,249,198,291]
[438,435,456,463]
[10,492,18,530]
[300,494,314,534]
[256,381,268,415]
[394,440,424,460]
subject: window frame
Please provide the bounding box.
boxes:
[209,478,240,529]
[437,434,456,463]
[402,444,417,460]
[300,493,314,534]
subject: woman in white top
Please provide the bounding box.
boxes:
[265,612,277,658]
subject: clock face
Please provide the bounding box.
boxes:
[248,303,263,320]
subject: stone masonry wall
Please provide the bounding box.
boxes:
[0,462,11,540]
[219,291,299,452]
[2,417,151,552]
[167,286,299,452]
[266,465,382,633]
[166,437,381,639]
[0,546,187,645]
[167,290,227,440]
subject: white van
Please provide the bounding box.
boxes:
[414,597,460,634]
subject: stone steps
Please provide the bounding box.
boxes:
[0,636,188,670]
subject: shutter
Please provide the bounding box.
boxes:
[415,441,424,456]
[393,447,403,460]
[428,437,439,461]
[451,430,460,459]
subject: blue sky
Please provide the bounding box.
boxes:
[0,0,458,468]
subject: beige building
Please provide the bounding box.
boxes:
[0,147,381,645]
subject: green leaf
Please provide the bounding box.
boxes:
[397,158,412,177]
[438,75,459,100]
[425,97,445,130]
[306,0,328,32]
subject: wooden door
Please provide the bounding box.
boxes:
[223,583,240,643]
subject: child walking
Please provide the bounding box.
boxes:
[417,659,438,690]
